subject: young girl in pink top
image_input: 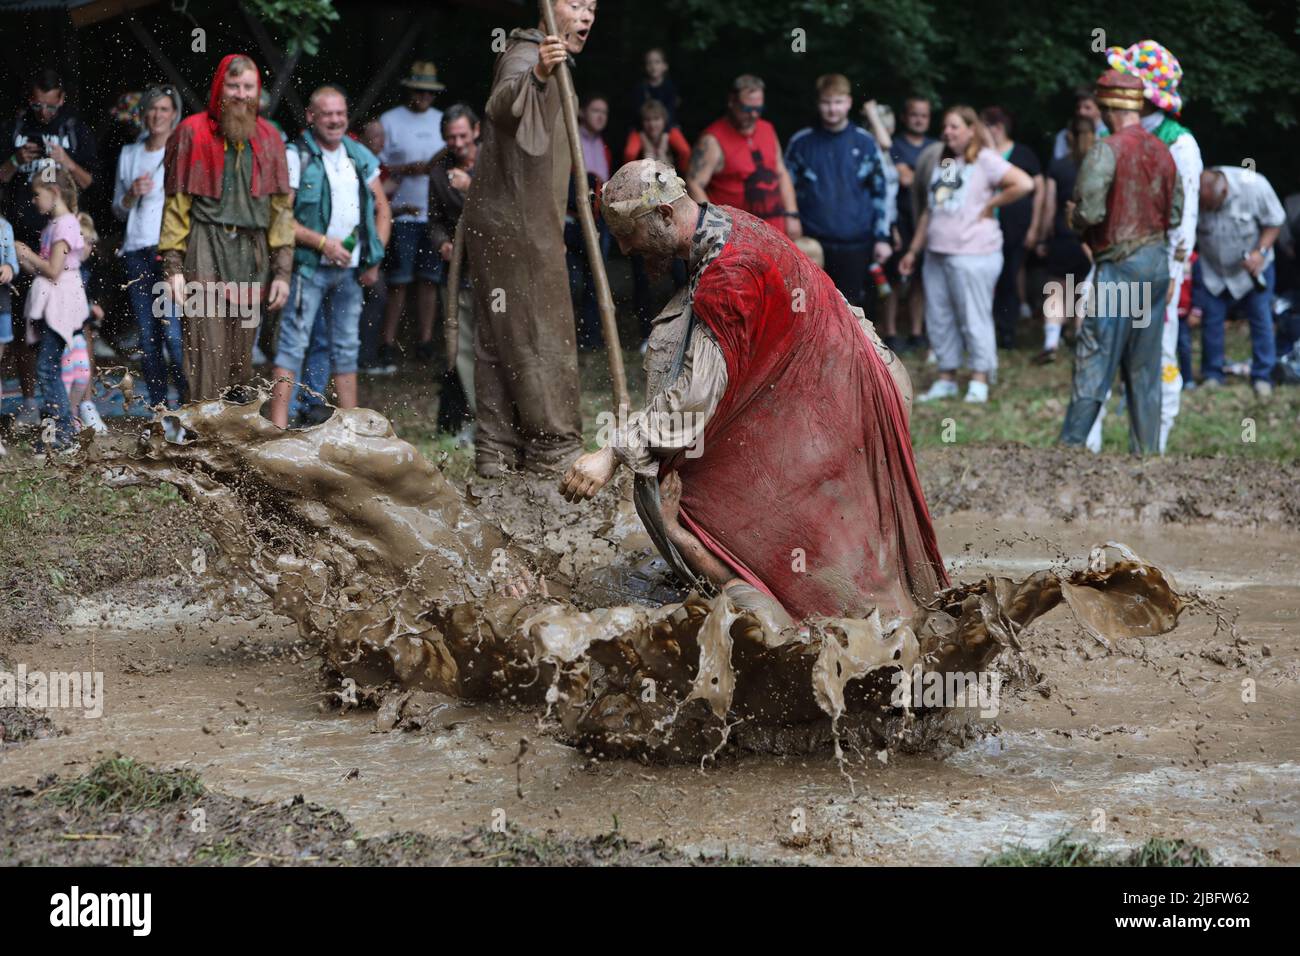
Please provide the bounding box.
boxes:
[14,168,88,451]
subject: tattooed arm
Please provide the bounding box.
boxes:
[686,133,723,203]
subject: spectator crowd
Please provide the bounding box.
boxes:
[1,30,1296,460]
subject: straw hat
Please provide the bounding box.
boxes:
[401,61,447,92]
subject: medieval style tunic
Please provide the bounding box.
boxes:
[159,54,293,402]
[461,29,583,476]
[613,203,946,621]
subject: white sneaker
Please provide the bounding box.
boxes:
[79,400,108,435]
[964,380,989,404]
[917,380,959,403]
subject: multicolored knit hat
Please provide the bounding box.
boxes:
[1106,40,1183,115]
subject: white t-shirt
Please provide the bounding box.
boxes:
[379,104,444,222]
[320,143,380,268]
[112,141,167,253]
[289,142,380,269]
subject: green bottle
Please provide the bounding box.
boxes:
[341,227,359,253]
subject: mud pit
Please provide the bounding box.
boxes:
[2,399,1297,864]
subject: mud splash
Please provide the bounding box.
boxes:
[83,394,1187,762]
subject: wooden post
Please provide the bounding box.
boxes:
[237,2,307,121]
[124,16,203,113]
[539,0,629,412]
[351,10,431,123]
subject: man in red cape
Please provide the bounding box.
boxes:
[160,53,293,401]
[561,160,947,624]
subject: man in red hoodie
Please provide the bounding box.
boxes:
[159,54,293,401]
[561,160,945,624]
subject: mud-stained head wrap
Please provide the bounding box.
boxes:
[1093,70,1146,113]
[602,159,687,233]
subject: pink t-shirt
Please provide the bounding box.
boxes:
[39,213,85,271]
[924,147,1011,256]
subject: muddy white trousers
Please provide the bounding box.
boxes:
[922,249,1002,375]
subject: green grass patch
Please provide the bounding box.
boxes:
[907,322,1300,461]
[983,833,1213,867]
[49,756,205,814]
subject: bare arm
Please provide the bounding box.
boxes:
[1038,177,1057,243]
[371,176,392,247]
[861,100,892,151]
[1026,173,1046,244]
[775,147,798,217]
[686,133,723,203]
[18,238,67,280]
[984,164,1033,215]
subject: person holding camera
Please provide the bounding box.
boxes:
[0,68,97,427]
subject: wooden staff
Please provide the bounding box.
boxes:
[445,217,465,370]
[539,0,629,411]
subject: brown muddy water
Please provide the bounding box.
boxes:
[2,511,1295,865]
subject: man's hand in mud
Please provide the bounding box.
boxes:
[502,566,549,601]
[267,278,290,312]
[659,470,683,528]
[534,35,568,81]
[560,446,617,502]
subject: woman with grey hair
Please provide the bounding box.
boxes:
[112,85,186,407]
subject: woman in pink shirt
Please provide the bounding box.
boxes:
[900,106,1032,403]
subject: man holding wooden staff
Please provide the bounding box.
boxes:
[460,0,597,477]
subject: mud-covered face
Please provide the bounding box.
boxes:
[611,206,678,277]
[553,0,597,55]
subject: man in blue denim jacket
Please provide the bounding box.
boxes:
[269,86,390,428]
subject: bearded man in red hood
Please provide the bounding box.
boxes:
[159,54,293,401]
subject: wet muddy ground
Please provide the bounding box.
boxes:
[2,461,1296,864]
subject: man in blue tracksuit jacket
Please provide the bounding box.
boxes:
[785,73,892,306]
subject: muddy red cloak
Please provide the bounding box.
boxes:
[164,53,289,198]
[670,208,948,620]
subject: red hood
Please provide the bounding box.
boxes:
[163,53,288,200]
[208,53,261,120]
